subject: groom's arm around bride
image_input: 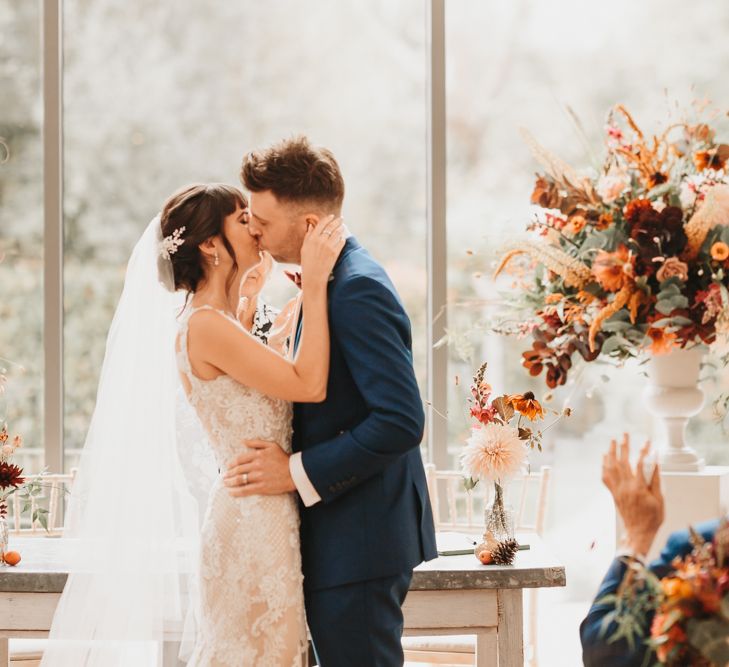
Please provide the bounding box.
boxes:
[227,136,437,666]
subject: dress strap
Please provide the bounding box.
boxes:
[177,304,237,386]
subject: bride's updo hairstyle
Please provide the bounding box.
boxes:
[159,183,247,294]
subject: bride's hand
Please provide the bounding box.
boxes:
[300,215,345,289]
[237,252,273,319]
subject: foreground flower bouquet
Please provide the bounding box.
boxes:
[603,520,729,665]
[495,102,729,388]
[459,363,568,564]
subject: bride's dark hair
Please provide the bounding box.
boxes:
[159,183,247,293]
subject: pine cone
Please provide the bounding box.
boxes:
[491,539,519,565]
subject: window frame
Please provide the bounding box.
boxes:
[41,0,449,471]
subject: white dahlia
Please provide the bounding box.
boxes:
[460,423,526,483]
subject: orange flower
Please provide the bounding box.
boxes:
[544,293,564,304]
[711,241,729,261]
[661,577,693,600]
[655,621,688,663]
[565,214,587,235]
[693,144,729,171]
[592,245,633,292]
[596,212,614,230]
[656,257,689,283]
[647,327,677,355]
[508,392,545,420]
[577,290,597,304]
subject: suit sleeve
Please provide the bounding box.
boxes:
[580,522,721,666]
[579,558,653,667]
[300,275,425,504]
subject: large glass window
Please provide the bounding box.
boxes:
[0,1,44,472]
[62,1,427,469]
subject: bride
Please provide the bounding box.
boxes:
[40,183,344,666]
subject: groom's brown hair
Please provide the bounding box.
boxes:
[240,136,344,211]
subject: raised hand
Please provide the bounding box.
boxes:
[300,215,345,289]
[602,433,664,557]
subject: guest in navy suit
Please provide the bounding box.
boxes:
[580,433,720,666]
[226,136,437,666]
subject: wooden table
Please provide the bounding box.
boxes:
[406,534,565,666]
[0,534,565,667]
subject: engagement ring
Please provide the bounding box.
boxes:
[242,473,249,486]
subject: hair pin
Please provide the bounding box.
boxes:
[159,226,186,260]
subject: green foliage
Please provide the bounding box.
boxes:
[598,561,662,658]
[686,616,729,664]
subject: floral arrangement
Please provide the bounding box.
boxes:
[459,363,568,563]
[603,521,729,666]
[0,424,24,519]
[495,102,729,388]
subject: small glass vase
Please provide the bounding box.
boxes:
[484,482,514,542]
[0,516,8,566]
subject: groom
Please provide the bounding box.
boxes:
[225,136,437,666]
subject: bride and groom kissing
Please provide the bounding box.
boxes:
[41,137,437,667]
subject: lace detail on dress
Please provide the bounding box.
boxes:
[177,305,306,667]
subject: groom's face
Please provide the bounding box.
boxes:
[247,190,308,265]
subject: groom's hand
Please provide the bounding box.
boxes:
[223,440,296,497]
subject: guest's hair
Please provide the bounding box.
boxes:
[159,183,247,294]
[240,136,345,211]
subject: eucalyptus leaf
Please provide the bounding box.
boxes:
[601,335,628,356]
[658,277,683,294]
[463,477,479,492]
[602,320,632,332]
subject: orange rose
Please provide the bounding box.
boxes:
[656,257,689,283]
[711,241,729,262]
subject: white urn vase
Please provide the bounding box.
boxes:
[643,346,705,472]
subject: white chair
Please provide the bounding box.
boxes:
[6,471,75,666]
[403,465,551,667]
[8,471,76,537]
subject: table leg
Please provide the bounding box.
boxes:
[476,631,498,667]
[497,589,524,667]
[0,637,8,667]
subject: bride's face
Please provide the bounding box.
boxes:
[220,205,261,273]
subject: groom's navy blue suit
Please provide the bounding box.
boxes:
[580,518,720,666]
[292,236,437,666]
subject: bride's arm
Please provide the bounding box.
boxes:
[188,218,344,403]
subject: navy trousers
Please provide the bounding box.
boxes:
[305,571,413,667]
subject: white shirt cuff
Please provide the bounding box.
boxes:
[615,547,646,564]
[289,452,321,507]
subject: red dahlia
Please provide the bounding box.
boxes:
[0,461,24,489]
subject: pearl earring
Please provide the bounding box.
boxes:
[214,252,220,267]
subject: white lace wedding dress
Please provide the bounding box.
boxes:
[177,304,307,667]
